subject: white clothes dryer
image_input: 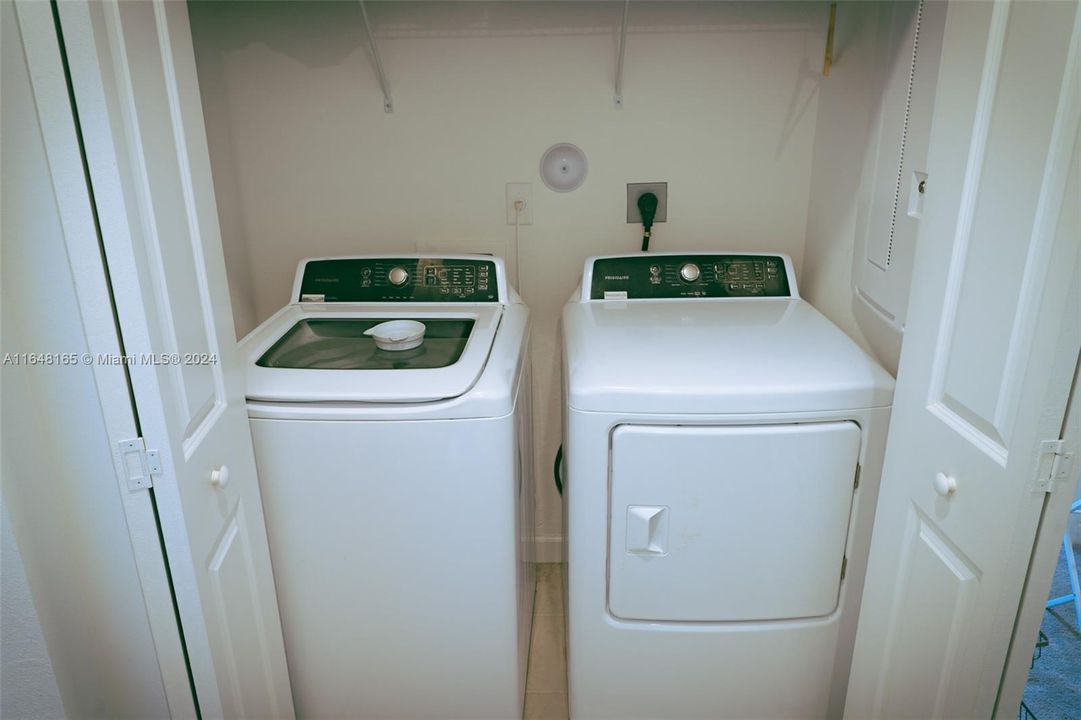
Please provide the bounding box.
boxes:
[241,255,534,719]
[561,253,894,719]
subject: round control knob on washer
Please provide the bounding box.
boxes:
[679,263,701,282]
[388,267,409,286]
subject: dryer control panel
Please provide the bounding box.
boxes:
[297,257,501,303]
[587,254,793,300]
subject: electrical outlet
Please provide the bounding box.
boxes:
[506,183,533,225]
[627,182,668,223]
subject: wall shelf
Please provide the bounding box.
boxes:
[354,1,834,111]
[359,0,393,112]
[614,0,630,107]
[823,3,837,76]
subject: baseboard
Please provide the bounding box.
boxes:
[533,535,563,563]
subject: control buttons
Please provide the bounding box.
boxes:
[679,263,701,283]
[587,255,789,300]
[388,266,409,286]
[299,259,500,302]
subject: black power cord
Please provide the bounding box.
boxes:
[638,192,659,251]
[554,195,658,495]
[554,444,564,496]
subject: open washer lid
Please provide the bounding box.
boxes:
[257,317,475,371]
[241,256,508,404]
[243,305,501,403]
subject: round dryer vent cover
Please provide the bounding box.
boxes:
[539,143,588,192]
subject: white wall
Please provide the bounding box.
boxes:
[190,0,834,553]
[1,3,172,715]
[800,1,880,353]
[1,503,65,720]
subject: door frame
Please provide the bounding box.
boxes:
[12,1,196,716]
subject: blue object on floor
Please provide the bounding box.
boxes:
[1023,543,1081,719]
[1045,499,1081,630]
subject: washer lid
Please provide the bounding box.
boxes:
[242,304,501,403]
[257,318,470,370]
[562,298,894,414]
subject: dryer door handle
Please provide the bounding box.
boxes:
[626,505,669,556]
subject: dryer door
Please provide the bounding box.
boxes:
[608,422,861,622]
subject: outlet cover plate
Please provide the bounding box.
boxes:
[627,182,668,223]
[506,183,533,225]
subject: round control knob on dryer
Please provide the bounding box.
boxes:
[679,263,701,282]
[388,267,409,286]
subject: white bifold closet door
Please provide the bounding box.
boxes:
[55,1,296,717]
[845,1,1081,717]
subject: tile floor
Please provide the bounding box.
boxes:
[524,563,569,720]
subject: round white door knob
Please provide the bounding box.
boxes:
[210,465,230,488]
[933,472,957,497]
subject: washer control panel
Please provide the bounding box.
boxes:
[588,254,791,300]
[298,257,500,302]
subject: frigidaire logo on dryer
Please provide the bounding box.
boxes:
[604,275,630,281]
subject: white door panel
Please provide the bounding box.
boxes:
[874,509,979,719]
[608,422,861,622]
[933,0,1077,452]
[56,1,294,717]
[846,1,1081,717]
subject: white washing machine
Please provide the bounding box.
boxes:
[562,252,894,720]
[241,255,535,719]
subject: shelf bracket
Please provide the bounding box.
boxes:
[614,0,630,107]
[822,2,837,77]
[359,0,393,112]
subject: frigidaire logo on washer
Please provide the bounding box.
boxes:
[604,275,630,281]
